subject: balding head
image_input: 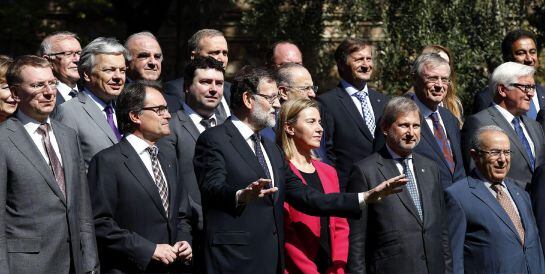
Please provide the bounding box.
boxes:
[268,41,303,69]
[276,63,315,101]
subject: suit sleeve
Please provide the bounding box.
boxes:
[87,153,156,271]
[345,165,369,274]
[317,99,337,167]
[444,188,466,274]
[0,150,8,274]
[175,185,193,245]
[531,165,545,259]
[438,174,453,273]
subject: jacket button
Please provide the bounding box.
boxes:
[420,255,426,260]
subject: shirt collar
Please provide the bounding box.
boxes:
[56,81,77,98]
[473,169,506,188]
[493,103,517,123]
[414,95,436,118]
[183,102,216,124]
[386,144,413,160]
[231,115,256,141]
[83,88,111,111]
[340,79,368,96]
[125,133,152,155]
[15,110,51,134]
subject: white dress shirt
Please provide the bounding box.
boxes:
[125,134,167,183]
[340,79,375,119]
[386,145,419,193]
[494,103,535,156]
[83,88,118,127]
[183,103,217,133]
[56,81,78,102]
[16,111,63,166]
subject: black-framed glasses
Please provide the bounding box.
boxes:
[477,149,512,158]
[509,83,536,94]
[141,105,169,116]
[48,51,82,58]
[424,76,451,85]
[254,93,280,104]
[287,85,319,93]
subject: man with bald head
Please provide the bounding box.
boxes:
[276,63,316,102]
[125,31,163,81]
[267,41,303,69]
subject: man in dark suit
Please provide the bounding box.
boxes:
[54,37,128,168]
[317,38,389,191]
[346,96,452,274]
[447,125,545,273]
[88,81,193,273]
[0,55,98,273]
[409,53,465,189]
[462,62,545,190]
[39,31,83,106]
[473,29,545,118]
[163,29,231,122]
[193,66,406,274]
[125,31,163,82]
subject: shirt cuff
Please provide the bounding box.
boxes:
[235,189,244,207]
[358,192,366,208]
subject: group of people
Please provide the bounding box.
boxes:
[0,26,544,274]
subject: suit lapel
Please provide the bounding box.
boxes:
[225,120,268,179]
[335,86,374,141]
[412,154,432,226]
[440,108,462,167]
[7,119,67,205]
[158,150,177,220]
[78,92,117,143]
[51,121,73,206]
[177,110,200,142]
[505,179,529,244]
[419,114,451,171]
[488,107,532,168]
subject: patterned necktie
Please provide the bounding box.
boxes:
[250,133,271,180]
[104,105,122,141]
[147,146,170,217]
[200,117,214,130]
[491,183,525,244]
[400,158,422,220]
[37,123,66,197]
[429,112,455,173]
[512,117,535,170]
[353,91,375,137]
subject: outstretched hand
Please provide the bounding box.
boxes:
[238,178,278,204]
[364,174,407,203]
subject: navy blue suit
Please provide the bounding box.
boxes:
[446,173,545,274]
[530,163,545,259]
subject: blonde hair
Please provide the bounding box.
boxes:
[422,45,464,126]
[0,55,13,83]
[276,98,320,160]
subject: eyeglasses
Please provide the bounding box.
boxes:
[509,83,536,94]
[13,80,59,91]
[135,52,163,62]
[141,105,169,116]
[254,93,280,104]
[48,51,82,58]
[424,76,451,85]
[477,149,512,158]
[287,85,318,93]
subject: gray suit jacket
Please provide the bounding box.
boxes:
[54,91,119,169]
[0,117,98,274]
[462,106,545,190]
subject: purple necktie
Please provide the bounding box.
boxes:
[104,105,122,141]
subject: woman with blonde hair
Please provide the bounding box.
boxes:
[0,55,17,123]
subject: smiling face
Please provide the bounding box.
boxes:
[339,46,373,86]
[0,79,17,121]
[84,53,126,103]
[11,66,57,122]
[471,130,511,183]
[383,110,421,157]
[414,62,450,110]
[126,36,162,81]
[511,37,539,68]
[499,74,535,116]
[47,36,81,87]
[185,68,224,117]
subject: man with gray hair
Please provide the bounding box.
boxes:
[462,62,545,190]
[125,31,163,81]
[346,96,452,273]
[164,29,231,123]
[447,125,545,273]
[39,31,82,105]
[276,63,316,102]
[54,37,128,168]
[408,52,465,189]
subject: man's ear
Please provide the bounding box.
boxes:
[469,148,479,162]
[496,84,508,98]
[242,91,254,110]
[82,70,91,82]
[278,86,289,101]
[129,111,141,126]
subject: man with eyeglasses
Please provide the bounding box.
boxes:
[462,62,545,190]
[125,31,163,82]
[0,55,99,273]
[446,125,545,273]
[54,37,128,169]
[39,31,83,105]
[406,53,466,189]
[88,81,193,273]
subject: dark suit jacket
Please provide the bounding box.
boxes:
[88,138,192,273]
[448,173,545,274]
[535,108,545,130]
[0,117,98,274]
[317,84,389,191]
[529,164,545,260]
[473,84,545,115]
[193,119,361,274]
[346,147,452,274]
[462,106,545,190]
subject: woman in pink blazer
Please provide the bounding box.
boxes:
[277,98,349,274]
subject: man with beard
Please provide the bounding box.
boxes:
[346,96,452,274]
[193,66,407,274]
[125,31,163,82]
[54,37,128,168]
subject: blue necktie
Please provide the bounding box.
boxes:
[353,91,375,137]
[400,158,422,220]
[527,100,538,120]
[512,117,535,170]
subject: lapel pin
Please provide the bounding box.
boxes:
[421,169,425,173]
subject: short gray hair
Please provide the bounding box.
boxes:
[489,62,535,97]
[38,31,79,56]
[124,31,158,61]
[411,52,450,77]
[78,37,129,77]
[187,29,224,55]
[276,63,308,86]
[469,125,506,150]
[380,97,421,129]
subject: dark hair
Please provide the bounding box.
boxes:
[501,29,537,62]
[230,66,276,111]
[116,80,163,134]
[182,56,225,91]
[334,38,371,66]
[6,55,51,86]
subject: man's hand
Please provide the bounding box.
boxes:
[364,174,407,203]
[237,178,278,204]
[173,241,192,262]
[152,244,178,265]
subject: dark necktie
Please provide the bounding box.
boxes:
[512,117,535,170]
[429,112,455,173]
[68,89,77,98]
[147,146,169,217]
[400,158,422,220]
[104,105,122,141]
[200,117,214,130]
[251,133,271,179]
[491,183,525,244]
[352,91,375,137]
[37,123,66,197]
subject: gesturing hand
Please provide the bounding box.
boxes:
[364,174,408,203]
[238,178,278,204]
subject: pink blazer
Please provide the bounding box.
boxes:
[284,159,349,274]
